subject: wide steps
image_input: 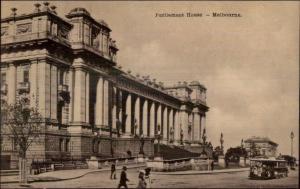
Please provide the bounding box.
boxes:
[154,144,200,160]
[0,169,19,176]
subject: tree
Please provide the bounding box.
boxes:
[212,146,223,161]
[1,100,43,184]
[225,146,247,163]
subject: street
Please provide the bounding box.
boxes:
[1,168,298,188]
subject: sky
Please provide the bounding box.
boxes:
[1,1,299,158]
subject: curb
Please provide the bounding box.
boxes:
[152,168,249,175]
[1,164,146,184]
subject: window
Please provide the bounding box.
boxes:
[1,73,6,84]
[92,139,96,153]
[59,138,63,152]
[65,139,69,152]
[12,137,18,151]
[57,103,63,124]
[23,70,29,83]
[98,141,100,153]
[59,71,64,85]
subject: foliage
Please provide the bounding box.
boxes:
[212,146,223,161]
[1,100,43,158]
[225,146,247,162]
[279,155,296,166]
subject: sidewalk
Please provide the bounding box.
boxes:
[152,167,249,175]
[1,163,146,184]
[1,166,249,184]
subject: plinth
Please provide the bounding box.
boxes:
[218,155,226,168]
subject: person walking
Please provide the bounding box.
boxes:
[211,161,214,171]
[118,166,129,189]
[144,167,152,188]
[111,163,116,180]
[137,170,147,189]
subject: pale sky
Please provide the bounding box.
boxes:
[1,1,299,158]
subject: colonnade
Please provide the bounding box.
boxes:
[3,59,207,144]
[70,64,207,144]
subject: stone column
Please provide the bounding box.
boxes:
[188,113,193,141]
[174,110,180,143]
[85,72,90,124]
[117,89,122,121]
[50,65,57,121]
[163,106,168,141]
[193,109,201,143]
[112,86,117,131]
[68,69,74,123]
[7,63,16,105]
[169,109,174,141]
[95,76,103,127]
[125,94,132,135]
[29,60,38,108]
[180,109,189,142]
[103,79,109,126]
[149,101,155,137]
[142,99,148,136]
[201,114,206,140]
[38,60,51,118]
[73,68,86,123]
[157,104,162,134]
[134,96,140,135]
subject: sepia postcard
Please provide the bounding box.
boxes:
[0,1,299,188]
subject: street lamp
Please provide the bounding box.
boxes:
[155,126,162,159]
[290,131,294,157]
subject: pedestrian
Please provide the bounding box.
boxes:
[144,167,152,188]
[137,170,147,189]
[111,163,116,180]
[211,161,214,171]
[118,166,129,189]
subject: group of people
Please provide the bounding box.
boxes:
[111,164,152,189]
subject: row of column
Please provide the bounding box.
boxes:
[69,63,206,143]
[107,88,207,143]
[3,60,207,144]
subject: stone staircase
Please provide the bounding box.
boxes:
[0,169,19,176]
[154,144,200,160]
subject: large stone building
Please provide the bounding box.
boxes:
[244,136,278,158]
[0,3,209,169]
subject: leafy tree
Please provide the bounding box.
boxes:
[225,146,247,163]
[279,155,296,166]
[1,100,43,184]
[212,146,223,161]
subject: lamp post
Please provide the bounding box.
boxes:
[155,126,162,159]
[290,131,294,157]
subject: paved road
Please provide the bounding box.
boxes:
[1,168,298,188]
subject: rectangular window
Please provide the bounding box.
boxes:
[23,70,29,83]
[1,73,6,84]
[59,138,63,152]
[59,71,64,85]
[65,139,69,152]
[12,138,18,151]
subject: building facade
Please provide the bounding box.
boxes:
[244,136,278,158]
[0,3,209,169]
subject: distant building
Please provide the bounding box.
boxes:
[244,136,278,158]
